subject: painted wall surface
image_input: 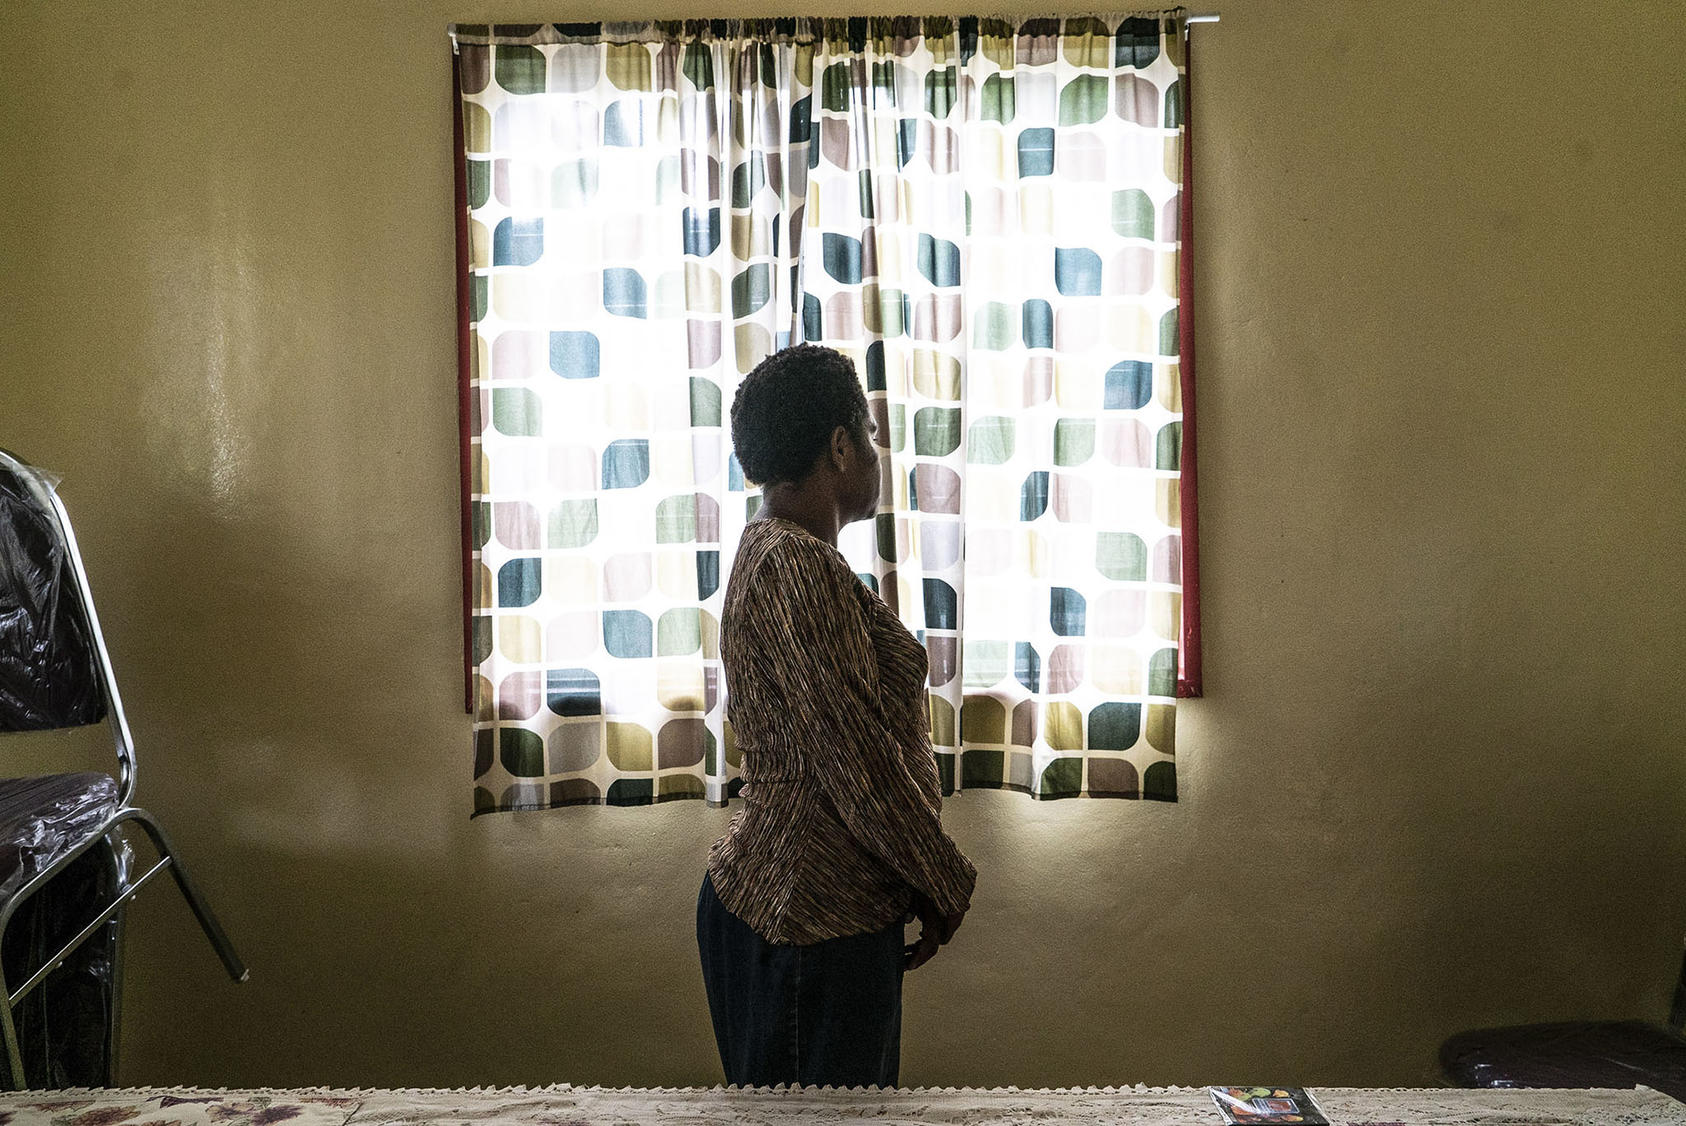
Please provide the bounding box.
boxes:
[2,0,1683,1091]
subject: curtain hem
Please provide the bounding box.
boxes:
[468,783,1180,816]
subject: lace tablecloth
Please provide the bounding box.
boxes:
[2,1084,1680,1126]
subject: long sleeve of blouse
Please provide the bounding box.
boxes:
[706,518,977,945]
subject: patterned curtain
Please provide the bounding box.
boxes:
[453,13,1193,816]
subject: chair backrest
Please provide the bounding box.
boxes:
[0,448,136,806]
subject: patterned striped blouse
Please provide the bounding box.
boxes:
[707,517,977,946]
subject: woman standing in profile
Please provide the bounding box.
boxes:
[698,344,977,1089]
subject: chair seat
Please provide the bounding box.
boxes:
[1441,1020,1686,1103]
[0,773,118,904]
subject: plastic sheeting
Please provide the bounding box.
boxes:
[0,773,123,1085]
[0,773,120,903]
[0,460,106,731]
[0,453,123,1085]
[1,835,126,1088]
[1441,1020,1686,1103]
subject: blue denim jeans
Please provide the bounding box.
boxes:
[696,873,904,1088]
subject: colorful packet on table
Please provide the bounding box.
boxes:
[1208,1086,1330,1125]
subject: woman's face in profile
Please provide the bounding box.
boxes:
[847,416,883,523]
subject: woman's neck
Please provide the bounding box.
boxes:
[758,484,842,547]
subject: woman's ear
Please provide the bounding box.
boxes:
[830,424,853,470]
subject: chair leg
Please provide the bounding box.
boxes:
[121,811,248,984]
[103,838,129,1086]
[0,972,27,1090]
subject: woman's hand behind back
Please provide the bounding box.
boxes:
[903,894,968,971]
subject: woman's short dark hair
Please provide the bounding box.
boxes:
[730,344,870,487]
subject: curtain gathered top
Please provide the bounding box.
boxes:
[451,14,1190,48]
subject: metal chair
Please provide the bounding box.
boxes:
[0,448,246,1088]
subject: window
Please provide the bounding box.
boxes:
[453,14,1200,816]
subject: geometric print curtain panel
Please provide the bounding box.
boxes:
[452,12,1193,816]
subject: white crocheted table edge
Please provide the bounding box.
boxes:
[4,1083,1667,1098]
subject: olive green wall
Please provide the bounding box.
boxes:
[2,0,1682,1091]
